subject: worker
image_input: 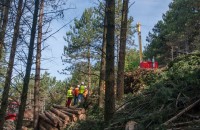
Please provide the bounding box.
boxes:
[78,82,86,103]
[83,87,89,101]
[73,85,79,105]
[66,87,74,107]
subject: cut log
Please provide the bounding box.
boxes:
[78,114,86,121]
[62,108,82,115]
[50,108,70,122]
[53,104,67,109]
[60,110,77,122]
[40,120,58,130]
[39,114,56,127]
[38,106,86,130]
[69,107,86,114]
[125,121,138,130]
[69,105,78,109]
[47,110,65,127]
[44,111,58,126]
[39,123,46,130]
[22,126,28,130]
[53,104,85,114]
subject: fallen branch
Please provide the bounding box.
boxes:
[163,98,200,126]
[185,114,200,119]
[170,119,200,127]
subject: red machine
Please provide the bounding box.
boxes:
[140,61,158,69]
[5,101,19,121]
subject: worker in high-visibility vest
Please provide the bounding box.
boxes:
[78,82,86,103]
[73,85,79,105]
[83,88,88,101]
[66,87,74,107]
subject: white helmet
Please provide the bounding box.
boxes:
[81,82,84,85]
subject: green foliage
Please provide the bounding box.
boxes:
[109,53,200,129]
[62,1,135,88]
[125,49,140,72]
[63,7,101,88]
[144,0,200,65]
[40,72,67,109]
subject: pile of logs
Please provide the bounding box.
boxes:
[39,105,86,130]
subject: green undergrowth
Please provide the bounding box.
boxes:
[108,52,200,130]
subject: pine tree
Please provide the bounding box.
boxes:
[16,0,40,129]
[104,0,115,123]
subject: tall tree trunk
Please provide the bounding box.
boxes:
[33,0,44,129]
[117,0,129,100]
[0,0,4,28]
[87,46,91,95]
[0,0,11,60]
[98,10,107,108]
[0,0,23,128]
[16,0,40,129]
[104,0,115,123]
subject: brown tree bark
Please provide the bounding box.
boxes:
[0,0,11,60]
[98,7,107,108]
[0,0,23,128]
[39,114,56,127]
[33,0,44,129]
[45,111,64,127]
[50,108,70,122]
[104,0,115,123]
[16,0,40,129]
[0,0,3,26]
[117,0,129,100]
[87,46,91,95]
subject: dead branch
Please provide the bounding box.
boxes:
[163,98,200,126]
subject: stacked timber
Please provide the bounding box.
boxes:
[38,105,86,130]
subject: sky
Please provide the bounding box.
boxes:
[41,0,172,81]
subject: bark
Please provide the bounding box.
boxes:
[61,108,82,115]
[98,7,107,108]
[44,111,59,126]
[0,0,4,55]
[38,106,86,129]
[50,108,70,122]
[39,114,56,127]
[125,121,138,130]
[53,104,86,114]
[0,0,3,26]
[0,0,23,128]
[117,0,129,99]
[0,0,11,60]
[87,46,91,95]
[39,120,58,130]
[16,0,40,129]
[60,110,77,122]
[46,111,64,127]
[78,114,86,121]
[33,0,44,129]
[39,123,46,130]
[104,0,115,123]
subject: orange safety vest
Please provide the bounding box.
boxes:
[83,89,88,98]
[74,87,79,96]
